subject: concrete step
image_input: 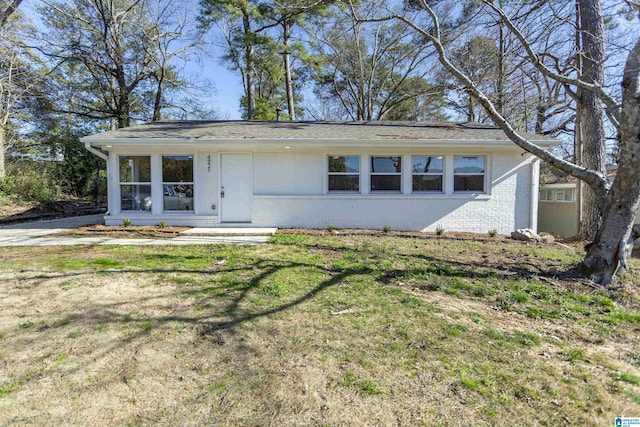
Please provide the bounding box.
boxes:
[179,227,277,237]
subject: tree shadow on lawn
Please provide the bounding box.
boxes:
[1,241,581,407]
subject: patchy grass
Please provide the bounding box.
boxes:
[0,234,638,425]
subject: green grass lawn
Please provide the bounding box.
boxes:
[0,234,638,426]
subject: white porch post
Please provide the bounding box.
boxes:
[151,154,163,215]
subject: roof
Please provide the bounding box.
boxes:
[83,120,558,145]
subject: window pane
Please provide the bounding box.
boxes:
[119,156,150,182]
[328,175,359,191]
[329,155,359,173]
[164,184,194,211]
[413,175,443,192]
[454,175,484,192]
[371,175,401,191]
[163,155,193,182]
[120,184,151,211]
[454,156,484,174]
[412,156,443,174]
[371,156,401,173]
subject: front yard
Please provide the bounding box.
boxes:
[0,234,639,426]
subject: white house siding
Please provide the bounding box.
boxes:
[253,152,323,195]
[250,152,534,234]
[103,147,535,233]
[195,152,218,216]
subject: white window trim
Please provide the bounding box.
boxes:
[118,155,151,213]
[161,154,195,213]
[411,155,444,193]
[453,155,486,193]
[539,187,575,203]
[327,154,361,193]
[370,155,402,193]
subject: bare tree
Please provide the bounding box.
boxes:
[310,1,446,121]
[146,0,210,121]
[354,0,638,285]
[0,12,40,177]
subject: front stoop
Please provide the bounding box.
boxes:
[179,227,277,237]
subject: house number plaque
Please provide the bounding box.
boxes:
[207,155,212,172]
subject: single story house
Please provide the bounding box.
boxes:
[82,120,558,233]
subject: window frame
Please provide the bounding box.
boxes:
[327,155,361,193]
[161,155,195,212]
[369,155,402,193]
[411,155,444,193]
[554,188,574,202]
[453,155,486,193]
[118,155,152,212]
[539,187,575,203]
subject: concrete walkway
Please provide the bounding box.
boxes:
[0,215,271,246]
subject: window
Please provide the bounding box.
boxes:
[539,188,574,202]
[119,156,151,211]
[539,189,550,201]
[555,188,574,202]
[162,155,194,211]
[370,156,401,192]
[412,156,443,192]
[328,155,360,192]
[454,156,485,192]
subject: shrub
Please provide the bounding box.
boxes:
[158,221,166,229]
[326,223,336,232]
[435,225,445,236]
[122,217,131,227]
[383,225,391,233]
[488,229,497,237]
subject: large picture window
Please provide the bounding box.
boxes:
[119,156,151,211]
[454,156,485,192]
[328,155,360,192]
[412,156,443,192]
[162,155,194,211]
[370,156,401,192]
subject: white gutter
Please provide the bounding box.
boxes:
[84,141,108,161]
[530,158,540,231]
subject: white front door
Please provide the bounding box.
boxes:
[220,153,252,222]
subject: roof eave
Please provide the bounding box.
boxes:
[82,137,557,149]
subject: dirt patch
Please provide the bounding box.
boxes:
[0,200,106,225]
[56,224,190,239]
[279,227,514,241]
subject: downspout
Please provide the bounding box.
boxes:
[530,158,540,231]
[84,141,110,214]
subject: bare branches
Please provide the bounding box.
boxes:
[350,1,609,196]
[479,0,621,128]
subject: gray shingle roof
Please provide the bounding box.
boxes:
[83,120,557,143]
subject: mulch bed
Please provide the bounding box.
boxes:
[0,200,106,225]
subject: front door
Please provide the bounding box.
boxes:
[220,153,252,222]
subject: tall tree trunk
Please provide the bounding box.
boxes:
[576,0,607,239]
[0,0,22,28]
[152,70,164,122]
[496,16,505,117]
[283,19,295,120]
[582,37,640,285]
[243,13,256,120]
[0,125,5,178]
